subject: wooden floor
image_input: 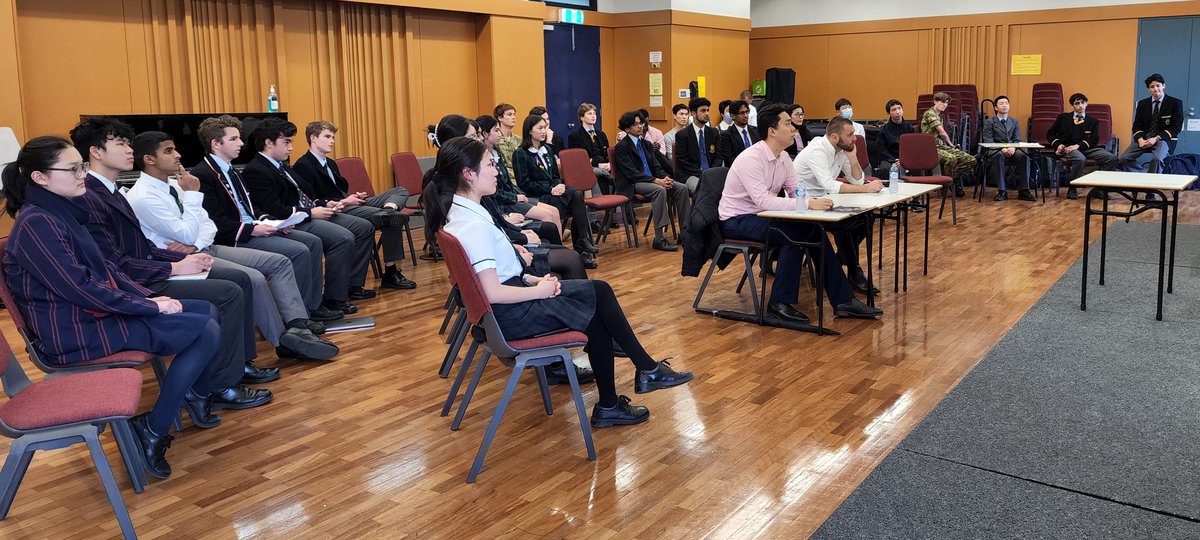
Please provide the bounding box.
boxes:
[2,187,1197,539]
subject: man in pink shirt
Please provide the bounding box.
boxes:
[719,103,883,323]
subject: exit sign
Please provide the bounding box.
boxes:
[558,8,585,25]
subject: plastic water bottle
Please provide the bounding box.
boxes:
[795,187,808,212]
[889,162,901,194]
[267,84,280,113]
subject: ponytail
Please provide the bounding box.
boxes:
[422,136,488,246]
[1,136,74,217]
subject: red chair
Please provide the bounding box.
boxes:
[854,135,879,181]
[0,238,182,434]
[0,328,143,538]
[336,156,418,269]
[435,230,595,483]
[560,148,635,248]
[900,133,958,224]
[391,151,439,261]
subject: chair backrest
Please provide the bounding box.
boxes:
[558,148,596,192]
[390,152,423,194]
[606,147,623,191]
[898,133,941,172]
[1087,103,1114,148]
[853,135,870,170]
[1029,117,1056,145]
[334,156,377,197]
[1031,82,1063,100]
[916,94,934,117]
[0,239,28,333]
[435,230,523,358]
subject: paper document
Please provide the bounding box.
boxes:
[258,211,307,229]
[167,270,209,281]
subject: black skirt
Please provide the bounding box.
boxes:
[492,277,596,340]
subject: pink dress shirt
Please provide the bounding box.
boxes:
[718,141,799,221]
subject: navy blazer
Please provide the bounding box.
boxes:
[241,153,312,220]
[79,173,184,285]
[511,146,564,198]
[718,124,760,166]
[612,136,667,198]
[191,155,261,247]
[4,186,158,365]
[1132,94,1184,142]
[292,151,348,206]
[674,123,722,180]
[567,126,611,167]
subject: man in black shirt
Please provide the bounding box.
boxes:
[874,99,913,177]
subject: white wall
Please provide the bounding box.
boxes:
[597,0,751,18]
[750,0,1194,27]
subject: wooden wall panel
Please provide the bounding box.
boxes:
[477,15,546,123]
[406,9,477,157]
[0,0,25,140]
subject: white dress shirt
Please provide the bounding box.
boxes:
[125,172,218,250]
[747,103,758,128]
[793,135,864,194]
[445,195,523,282]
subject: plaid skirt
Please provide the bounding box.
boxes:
[493,277,596,339]
[500,200,535,215]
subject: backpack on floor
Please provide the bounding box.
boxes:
[1163,154,1200,190]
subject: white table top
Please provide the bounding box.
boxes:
[979,142,1044,149]
[1070,170,1198,191]
[758,183,939,221]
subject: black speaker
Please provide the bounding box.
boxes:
[764,67,796,105]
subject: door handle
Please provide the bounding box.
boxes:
[1189,106,1195,117]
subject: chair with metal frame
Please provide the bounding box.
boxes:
[435,230,595,483]
[691,167,767,319]
[336,156,418,271]
[560,148,635,248]
[0,328,144,539]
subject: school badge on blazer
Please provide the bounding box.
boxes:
[709,144,716,153]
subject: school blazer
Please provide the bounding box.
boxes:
[191,155,263,247]
[1047,112,1100,150]
[241,153,313,220]
[612,136,667,199]
[79,174,184,285]
[511,146,564,198]
[674,123,722,180]
[1131,95,1184,142]
[717,124,760,166]
[567,126,611,166]
[293,151,350,205]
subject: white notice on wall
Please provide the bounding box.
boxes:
[678,89,690,99]
[649,51,663,63]
[1187,119,1200,132]
[650,96,664,107]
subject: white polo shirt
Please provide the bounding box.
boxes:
[445,195,523,282]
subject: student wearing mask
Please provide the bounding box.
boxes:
[835,98,867,138]
[717,100,734,132]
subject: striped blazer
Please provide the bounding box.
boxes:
[79,173,184,285]
[3,186,158,365]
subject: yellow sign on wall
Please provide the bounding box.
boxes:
[1011,54,1042,75]
[649,73,663,96]
[697,76,706,98]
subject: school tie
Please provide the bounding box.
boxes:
[634,139,652,177]
[588,130,596,143]
[1152,101,1161,134]
[279,162,314,208]
[1074,114,1083,125]
[322,160,338,186]
[741,127,751,149]
[698,130,709,170]
[167,185,184,214]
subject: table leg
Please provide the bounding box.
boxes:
[1156,195,1169,321]
[894,206,901,293]
[878,212,884,270]
[1168,190,1178,294]
[1081,193,1091,312]
[923,193,930,277]
[1100,191,1109,286]
[904,203,910,291]
[865,217,874,308]
[816,225,826,334]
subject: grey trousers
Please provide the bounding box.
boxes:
[987,151,1029,191]
[209,244,309,346]
[239,230,324,311]
[1118,139,1169,173]
[296,214,374,299]
[1063,147,1117,182]
[634,180,690,238]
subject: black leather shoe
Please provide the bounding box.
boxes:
[768,301,810,324]
[241,361,280,384]
[544,360,595,385]
[652,238,678,252]
[850,269,881,295]
[993,190,1008,201]
[581,251,598,269]
[182,390,221,428]
[1017,190,1037,201]
[348,286,376,300]
[1067,187,1079,199]
[277,345,325,362]
[635,360,693,394]
[323,299,358,315]
[834,299,884,318]
[130,413,173,479]
[287,318,326,335]
[590,395,650,428]
[209,385,273,411]
[309,306,344,322]
[575,239,600,254]
[279,327,339,360]
[954,186,966,198]
[380,269,417,289]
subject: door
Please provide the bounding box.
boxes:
[543,24,602,146]
[1135,17,1200,155]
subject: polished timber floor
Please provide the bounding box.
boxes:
[1,187,1196,539]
